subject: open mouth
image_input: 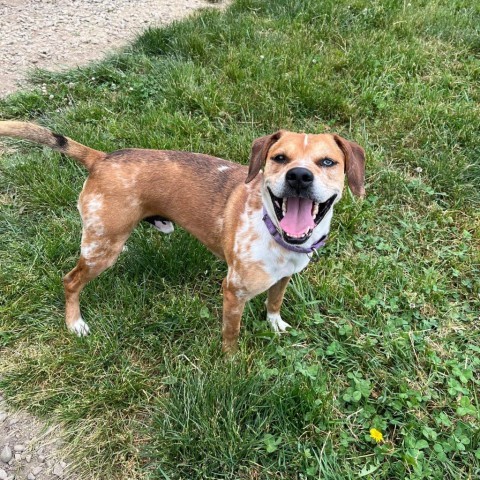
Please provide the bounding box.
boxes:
[268,188,337,244]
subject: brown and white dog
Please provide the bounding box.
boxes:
[0,121,365,352]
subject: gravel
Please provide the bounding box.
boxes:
[0,446,12,464]
[0,390,76,480]
[0,0,221,97]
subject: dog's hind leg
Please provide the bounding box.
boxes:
[63,191,139,336]
[63,229,132,336]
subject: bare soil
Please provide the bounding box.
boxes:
[0,0,217,97]
[0,391,74,480]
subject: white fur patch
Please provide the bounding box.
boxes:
[69,317,90,336]
[267,312,291,332]
[82,194,105,236]
[81,241,99,259]
[218,165,230,172]
[80,239,107,266]
[87,195,103,214]
[304,134,308,147]
[153,220,174,234]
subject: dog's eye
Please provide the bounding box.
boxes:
[272,154,288,164]
[319,158,336,167]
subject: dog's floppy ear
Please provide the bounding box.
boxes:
[333,135,366,198]
[245,131,282,183]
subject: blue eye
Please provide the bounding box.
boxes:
[319,158,336,167]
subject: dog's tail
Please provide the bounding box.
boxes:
[0,121,105,170]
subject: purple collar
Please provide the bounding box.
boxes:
[262,208,327,255]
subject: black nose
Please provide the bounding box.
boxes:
[286,167,314,191]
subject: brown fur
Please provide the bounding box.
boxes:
[333,135,366,197]
[0,121,105,169]
[0,121,365,352]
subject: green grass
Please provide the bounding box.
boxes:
[1,0,479,478]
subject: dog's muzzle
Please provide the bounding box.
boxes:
[267,187,337,245]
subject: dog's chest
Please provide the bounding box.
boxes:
[251,233,310,279]
[233,206,311,286]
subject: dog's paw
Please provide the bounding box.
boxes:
[68,318,90,337]
[153,220,174,234]
[267,313,291,333]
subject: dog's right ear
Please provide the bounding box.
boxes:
[245,131,282,183]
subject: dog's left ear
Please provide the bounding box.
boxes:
[333,135,366,198]
[245,131,282,183]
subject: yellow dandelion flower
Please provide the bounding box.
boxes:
[369,428,384,443]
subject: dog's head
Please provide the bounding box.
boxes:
[246,130,365,245]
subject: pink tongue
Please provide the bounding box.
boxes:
[279,197,314,236]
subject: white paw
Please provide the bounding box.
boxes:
[153,220,174,234]
[68,318,90,337]
[267,313,291,333]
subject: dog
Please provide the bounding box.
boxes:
[0,121,365,352]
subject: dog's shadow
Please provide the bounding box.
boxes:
[120,223,226,285]
[73,223,226,348]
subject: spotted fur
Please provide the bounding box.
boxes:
[0,121,365,352]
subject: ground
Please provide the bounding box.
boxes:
[0,391,72,480]
[0,0,215,97]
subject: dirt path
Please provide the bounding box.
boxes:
[0,391,74,480]
[0,0,217,97]
[0,2,222,479]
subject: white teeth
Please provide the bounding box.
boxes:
[275,200,281,208]
[312,202,319,217]
[288,230,311,239]
[282,198,287,215]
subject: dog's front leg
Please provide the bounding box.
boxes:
[221,278,247,353]
[266,276,292,332]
